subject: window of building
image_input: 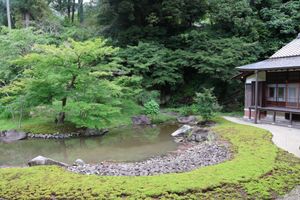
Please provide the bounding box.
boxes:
[277,85,286,102]
[267,85,276,101]
[287,84,297,103]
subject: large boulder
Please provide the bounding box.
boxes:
[177,116,198,125]
[171,125,193,137]
[28,156,68,167]
[132,115,151,125]
[0,130,27,143]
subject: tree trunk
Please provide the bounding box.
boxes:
[57,97,67,124]
[71,0,75,23]
[67,0,71,21]
[6,0,12,29]
[78,0,84,23]
[24,12,30,28]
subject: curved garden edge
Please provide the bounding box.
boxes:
[0,117,299,199]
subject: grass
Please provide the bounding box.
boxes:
[0,118,299,199]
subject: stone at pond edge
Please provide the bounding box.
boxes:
[131,115,151,125]
[177,116,198,125]
[0,130,27,143]
[171,125,193,137]
[74,159,85,166]
[82,128,108,137]
[28,156,68,167]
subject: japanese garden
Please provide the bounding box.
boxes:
[0,0,299,199]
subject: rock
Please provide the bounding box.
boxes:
[171,125,192,137]
[74,159,85,166]
[177,116,198,124]
[83,128,108,137]
[0,130,27,143]
[131,115,151,125]
[28,156,68,167]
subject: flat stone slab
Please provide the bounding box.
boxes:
[28,156,68,167]
[0,130,27,143]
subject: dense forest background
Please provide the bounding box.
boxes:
[0,0,299,113]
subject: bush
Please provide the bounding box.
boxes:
[179,105,197,116]
[144,100,160,116]
[138,90,160,105]
[194,88,221,121]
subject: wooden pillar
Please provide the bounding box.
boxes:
[254,70,259,124]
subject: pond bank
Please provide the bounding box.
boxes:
[68,140,230,176]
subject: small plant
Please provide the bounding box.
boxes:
[194,88,221,121]
[144,100,160,116]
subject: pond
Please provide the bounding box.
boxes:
[0,123,180,166]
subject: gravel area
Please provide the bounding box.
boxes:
[68,141,230,176]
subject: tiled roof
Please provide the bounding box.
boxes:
[237,56,300,71]
[271,37,300,58]
[237,34,300,71]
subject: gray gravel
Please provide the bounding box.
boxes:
[68,141,230,176]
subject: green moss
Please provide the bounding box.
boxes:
[21,122,79,134]
[0,118,299,199]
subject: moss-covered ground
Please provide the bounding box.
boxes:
[0,118,299,199]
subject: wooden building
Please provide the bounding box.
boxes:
[237,34,300,125]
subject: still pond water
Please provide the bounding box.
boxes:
[0,123,180,166]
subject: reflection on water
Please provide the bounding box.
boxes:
[0,123,180,166]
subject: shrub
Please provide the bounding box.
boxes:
[144,100,160,116]
[179,105,198,116]
[194,88,221,121]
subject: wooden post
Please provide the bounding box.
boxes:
[290,112,292,126]
[249,108,251,119]
[273,111,276,123]
[254,70,259,124]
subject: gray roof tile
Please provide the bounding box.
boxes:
[237,34,300,71]
[271,38,300,58]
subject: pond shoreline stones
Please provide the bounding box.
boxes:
[26,128,108,140]
[68,141,230,176]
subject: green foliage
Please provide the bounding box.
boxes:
[194,88,221,121]
[1,38,141,128]
[0,119,299,199]
[98,0,207,44]
[0,27,48,83]
[144,100,160,116]
[138,90,160,105]
[179,105,198,116]
[119,42,184,91]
